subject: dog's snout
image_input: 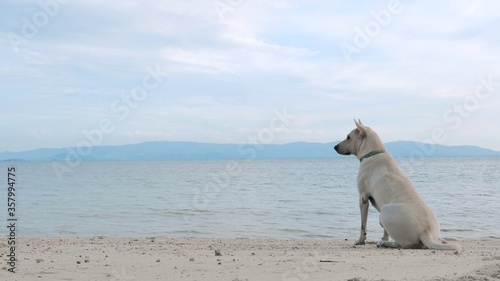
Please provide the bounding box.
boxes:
[334,143,351,155]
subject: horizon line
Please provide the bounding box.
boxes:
[1,139,500,154]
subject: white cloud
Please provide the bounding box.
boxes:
[1,0,500,151]
[161,48,235,74]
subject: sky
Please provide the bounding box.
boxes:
[1,0,500,152]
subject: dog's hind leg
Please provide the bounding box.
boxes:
[378,203,423,248]
[378,215,395,247]
[381,226,389,241]
[377,240,401,248]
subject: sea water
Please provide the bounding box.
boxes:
[1,157,499,240]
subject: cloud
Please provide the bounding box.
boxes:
[161,48,235,74]
[1,0,500,151]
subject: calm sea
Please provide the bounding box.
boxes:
[1,157,499,240]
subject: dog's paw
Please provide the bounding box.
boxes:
[354,240,366,246]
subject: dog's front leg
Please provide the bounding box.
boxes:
[355,196,369,245]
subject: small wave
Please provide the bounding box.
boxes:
[76,214,99,218]
[442,228,474,232]
[170,230,204,236]
[277,228,308,234]
[57,226,78,235]
[302,234,337,239]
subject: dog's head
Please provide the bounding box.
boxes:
[334,119,383,158]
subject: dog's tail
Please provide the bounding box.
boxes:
[420,231,461,251]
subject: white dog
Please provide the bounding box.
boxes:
[334,119,460,250]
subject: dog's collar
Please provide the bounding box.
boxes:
[359,150,385,162]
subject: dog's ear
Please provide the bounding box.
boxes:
[353,118,367,137]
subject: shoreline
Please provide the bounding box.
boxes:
[1,237,499,280]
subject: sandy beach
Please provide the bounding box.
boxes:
[1,237,499,281]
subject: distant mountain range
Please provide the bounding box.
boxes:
[1,141,499,162]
